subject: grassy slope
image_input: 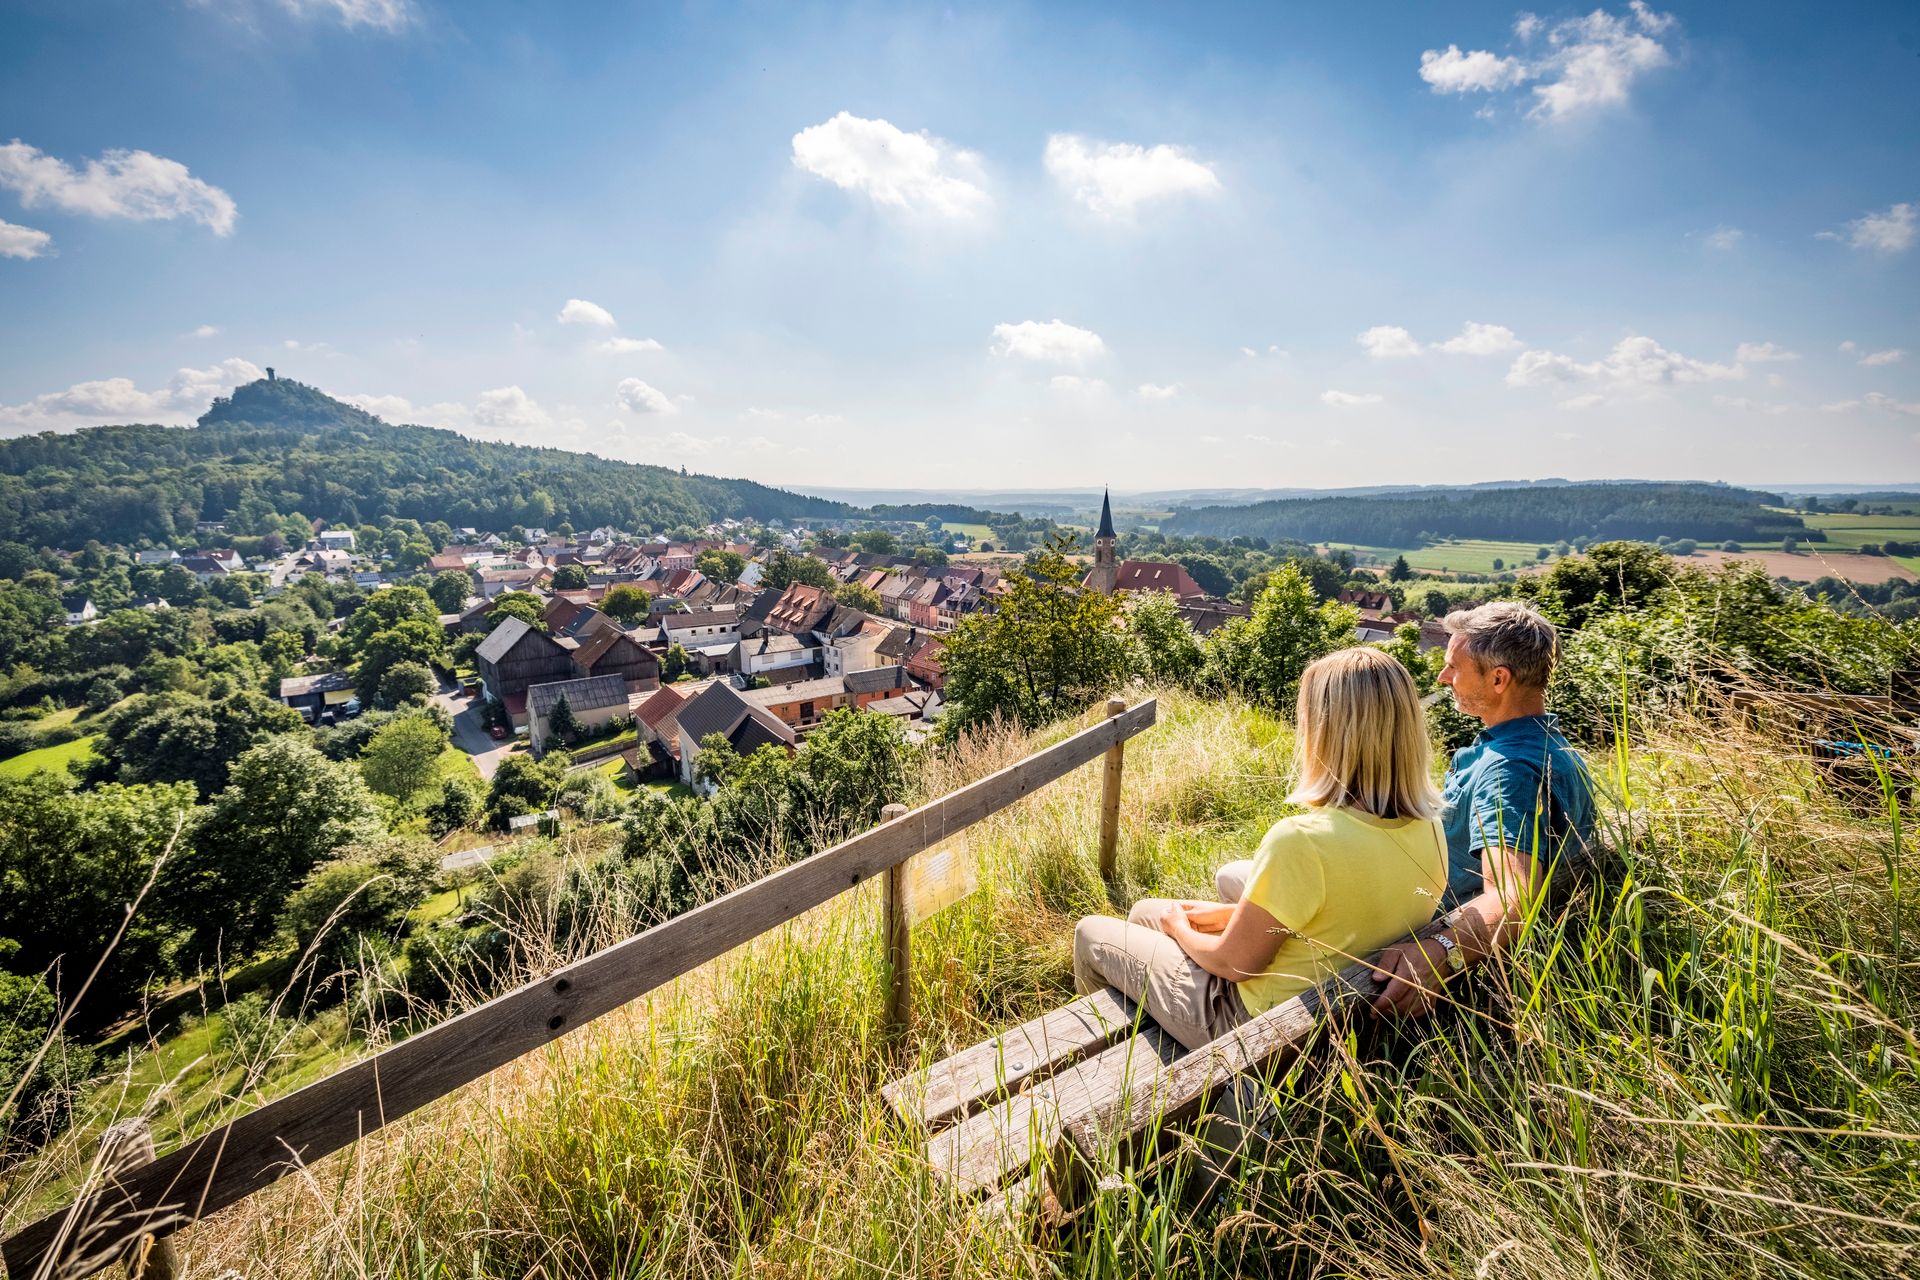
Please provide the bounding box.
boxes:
[6,692,1917,1277]
[1326,539,1556,575]
[0,733,100,778]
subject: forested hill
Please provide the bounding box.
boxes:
[1163,482,1805,545]
[0,378,853,548]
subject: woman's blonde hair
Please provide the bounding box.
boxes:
[1288,646,1441,820]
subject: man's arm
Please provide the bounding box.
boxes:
[1369,841,1548,1017]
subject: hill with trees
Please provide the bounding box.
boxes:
[1163,481,1807,546]
[0,377,853,550]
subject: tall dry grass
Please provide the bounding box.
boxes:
[5,685,1916,1278]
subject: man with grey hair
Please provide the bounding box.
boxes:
[1371,600,1595,1016]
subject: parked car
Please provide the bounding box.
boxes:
[489,723,508,741]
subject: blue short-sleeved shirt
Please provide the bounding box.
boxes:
[1440,712,1595,909]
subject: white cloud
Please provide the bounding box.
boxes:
[1713,395,1796,415]
[1559,393,1606,410]
[1418,46,1529,93]
[1418,5,1677,122]
[280,0,414,29]
[1704,225,1743,250]
[473,385,553,432]
[1359,321,1520,358]
[341,392,417,421]
[557,298,616,327]
[1860,348,1905,367]
[595,336,663,353]
[1358,325,1422,359]
[1049,375,1110,394]
[1823,393,1920,417]
[791,112,988,220]
[0,357,263,431]
[0,218,51,259]
[1820,201,1916,253]
[615,377,677,415]
[1506,335,1743,388]
[1136,382,1181,400]
[0,140,237,235]
[1840,340,1857,353]
[1435,321,1523,355]
[991,319,1107,365]
[190,323,220,338]
[801,412,845,427]
[1042,135,1221,217]
[1734,341,1799,364]
[1321,389,1384,407]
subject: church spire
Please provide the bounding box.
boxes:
[1087,487,1119,595]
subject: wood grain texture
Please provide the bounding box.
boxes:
[1097,698,1127,882]
[2,700,1160,1278]
[926,1024,1184,1198]
[881,987,1138,1132]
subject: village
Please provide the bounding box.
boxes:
[246,492,1427,796]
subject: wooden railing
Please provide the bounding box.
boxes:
[1,699,1156,1279]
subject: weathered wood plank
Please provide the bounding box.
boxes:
[881,987,1138,1132]
[1097,698,1126,881]
[927,1024,1184,1199]
[2,700,1159,1278]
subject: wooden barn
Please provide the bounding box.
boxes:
[476,615,577,722]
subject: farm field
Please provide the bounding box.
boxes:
[0,733,100,779]
[929,521,993,543]
[1685,547,1917,584]
[1323,539,1556,576]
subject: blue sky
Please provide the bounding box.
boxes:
[1,0,1914,489]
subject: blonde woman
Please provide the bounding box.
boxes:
[1072,646,1448,1051]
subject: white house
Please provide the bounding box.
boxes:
[316,529,356,552]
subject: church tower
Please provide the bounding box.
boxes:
[1087,487,1119,594]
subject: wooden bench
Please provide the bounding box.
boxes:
[884,832,1627,1220]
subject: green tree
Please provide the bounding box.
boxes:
[909,544,949,568]
[835,581,883,614]
[343,586,440,652]
[663,643,690,681]
[551,563,590,591]
[424,772,484,837]
[1535,546,1552,562]
[354,618,445,702]
[0,948,96,1143]
[695,548,746,583]
[1491,558,1505,571]
[1201,564,1358,711]
[1519,540,1673,631]
[1125,591,1205,688]
[855,529,899,556]
[602,584,653,624]
[791,708,917,834]
[1388,555,1412,582]
[763,549,836,591]
[427,570,473,613]
[101,690,308,798]
[359,713,449,801]
[940,535,1131,735]
[0,775,200,1020]
[487,591,546,630]
[276,837,437,976]
[378,660,437,709]
[487,751,570,827]
[546,694,582,746]
[172,737,385,956]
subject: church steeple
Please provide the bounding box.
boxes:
[1088,487,1119,594]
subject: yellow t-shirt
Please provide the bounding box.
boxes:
[1236,807,1448,1015]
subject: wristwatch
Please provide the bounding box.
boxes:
[1433,932,1467,976]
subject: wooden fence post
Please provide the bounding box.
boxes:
[1099,698,1127,885]
[880,803,911,1036]
[98,1118,178,1280]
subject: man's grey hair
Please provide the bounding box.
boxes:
[1442,601,1558,689]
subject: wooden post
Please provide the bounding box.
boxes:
[98,1119,179,1280]
[880,803,911,1036]
[1098,698,1127,884]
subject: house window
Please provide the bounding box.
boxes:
[799,701,814,720]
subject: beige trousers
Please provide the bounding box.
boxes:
[1072,888,1252,1052]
